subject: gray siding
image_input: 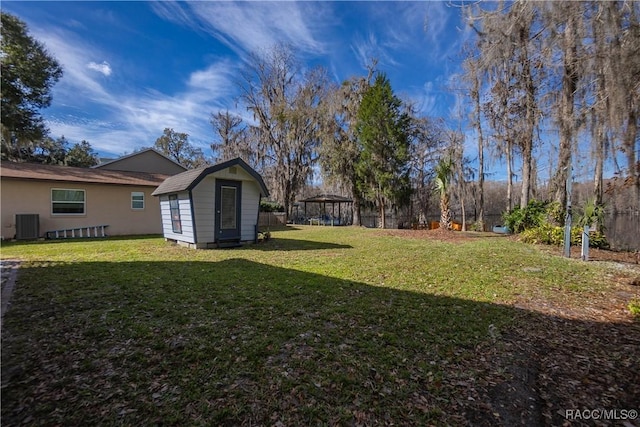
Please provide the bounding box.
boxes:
[159,192,195,243]
[241,181,260,241]
[191,175,216,243]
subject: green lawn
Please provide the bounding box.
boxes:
[2,227,638,425]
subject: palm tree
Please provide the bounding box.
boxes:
[435,157,454,230]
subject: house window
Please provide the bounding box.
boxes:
[131,192,145,210]
[169,194,182,234]
[52,189,85,215]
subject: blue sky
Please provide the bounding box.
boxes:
[3,1,473,159]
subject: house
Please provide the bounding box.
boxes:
[0,150,186,240]
[93,148,187,175]
[152,158,269,249]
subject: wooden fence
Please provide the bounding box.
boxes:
[258,212,287,227]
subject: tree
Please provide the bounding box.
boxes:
[447,130,475,231]
[1,12,63,157]
[210,110,252,164]
[468,1,541,211]
[434,156,454,230]
[66,140,98,167]
[239,43,328,219]
[601,1,640,208]
[547,2,585,212]
[355,73,411,229]
[318,64,376,226]
[464,54,486,230]
[406,114,445,226]
[154,128,206,169]
[23,135,67,165]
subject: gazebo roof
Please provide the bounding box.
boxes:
[299,194,353,203]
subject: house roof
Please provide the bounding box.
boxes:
[0,161,170,187]
[93,148,187,172]
[152,158,269,197]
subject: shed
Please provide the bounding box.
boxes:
[152,158,269,248]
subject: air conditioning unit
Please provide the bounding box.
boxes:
[15,214,40,240]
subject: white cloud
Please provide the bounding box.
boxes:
[351,32,399,70]
[34,28,117,108]
[153,1,329,57]
[423,2,450,47]
[32,25,238,156]
[87,61,112,76]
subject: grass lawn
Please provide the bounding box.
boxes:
[1,226,639,426]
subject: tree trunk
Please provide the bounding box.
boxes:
[472,64,485,231]
[352,191,362,226]
[520,143,532,209]
[624,109,639,209]
[593,123,605,207]
[553,11,578,211]
[440,195,452,230]
[379,197,386,229]
[520,46,536,209]
[460,192,467,231]
[506,141,513,211]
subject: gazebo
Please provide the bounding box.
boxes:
[299,194,353,226]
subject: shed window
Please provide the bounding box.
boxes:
[52,189,85,215]
[131,192,145,210]
[220,186,237,230]
[169,194,182,234]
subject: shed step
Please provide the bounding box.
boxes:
[217,239,241,248]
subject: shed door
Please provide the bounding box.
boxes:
[215,180,241,241]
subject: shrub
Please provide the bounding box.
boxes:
[585,229,609,249]
[260,200,285,212]
[505,199,609,249]
[545,201,564,225]
[467,221,485,232]
[520,222,563,245]
[577,198,606,230]
[629,299,640,318]
[503,200,548,233]
[520,224,609,248]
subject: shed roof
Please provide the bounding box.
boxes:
[299,194,353,203]
[152,158,269,197]
[0,161,170,186]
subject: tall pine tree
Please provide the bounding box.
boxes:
[355,73,411,229]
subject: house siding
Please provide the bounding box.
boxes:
[159,192,195,243]
[191,175,216,243]
[0,179,162,239]
[241,181,260,241]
